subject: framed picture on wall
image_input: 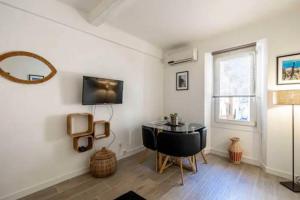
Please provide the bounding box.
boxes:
[176,71,189,90]
[28,74,44,81]
[277,53,300,85]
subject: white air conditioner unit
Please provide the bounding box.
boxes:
[165,47,198,65]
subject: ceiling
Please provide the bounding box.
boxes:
[62,0,300,50]
[61,0,102,13]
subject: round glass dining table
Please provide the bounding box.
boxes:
[142,121,205,133]
[141,120,208,176]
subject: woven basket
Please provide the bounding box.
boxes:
[90,147,117,178]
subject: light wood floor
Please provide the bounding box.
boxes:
[21,152,300,200]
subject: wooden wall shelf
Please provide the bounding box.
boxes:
[67,113,93,138]
[73,135,94,152]
[66,113,111,153]
[93,121,110,140]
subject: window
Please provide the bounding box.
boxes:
[213,46,256,126]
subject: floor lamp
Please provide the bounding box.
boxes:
[273,90,300,192]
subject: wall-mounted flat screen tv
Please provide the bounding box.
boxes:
[82,76,123,105]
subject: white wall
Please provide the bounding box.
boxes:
[0,1,164,199]
[164,7,300,177]
[164,61,204,123]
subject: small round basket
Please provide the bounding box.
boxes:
[90,147,117,178]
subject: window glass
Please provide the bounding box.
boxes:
[219,97,250,122]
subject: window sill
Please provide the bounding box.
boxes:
[212,120,257,133]
[215,118,256,127]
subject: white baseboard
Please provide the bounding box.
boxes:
[261,164,291,180]
[0,167,89,200]
[1,146,145,200]
[208,148,262,167]
[207,148,294,180]
[117,145,145,160]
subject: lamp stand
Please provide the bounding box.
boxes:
[280,104,300,192]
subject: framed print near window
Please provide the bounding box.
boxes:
[277,53,300,85]
[176,71,189,90]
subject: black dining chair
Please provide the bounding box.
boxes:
[188,124,208,164]
[141,126,158,171]
[157,131,201,185]
[199,128,208,163]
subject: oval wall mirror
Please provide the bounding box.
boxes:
[0,51,57,84]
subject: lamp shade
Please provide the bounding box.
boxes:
[273,90,300,105]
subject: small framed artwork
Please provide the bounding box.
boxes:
[28,74,44,81]
[277,53,300,85]
[176,71,189,90]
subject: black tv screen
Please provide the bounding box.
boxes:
[82,76,123,105]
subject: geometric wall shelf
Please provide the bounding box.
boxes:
[73,135,94,152]
[67,113,94,138]
[93,121,110,140]
[66,113,112,153]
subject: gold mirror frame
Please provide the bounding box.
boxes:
[0,51,57,84]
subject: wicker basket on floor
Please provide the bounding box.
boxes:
[90,147,117,178]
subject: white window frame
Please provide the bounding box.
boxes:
[214,98,256,127]
[213,48,257,127]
